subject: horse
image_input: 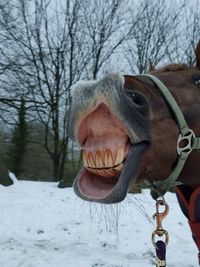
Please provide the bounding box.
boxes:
[67,41,200,264]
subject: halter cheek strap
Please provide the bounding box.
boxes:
[139,74,200,199]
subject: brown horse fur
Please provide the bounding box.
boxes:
[149,63,190,73]
[124,66,200,189]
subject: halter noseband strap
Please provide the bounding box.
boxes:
[139,74,200,199]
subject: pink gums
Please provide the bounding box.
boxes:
[77,104,130,155]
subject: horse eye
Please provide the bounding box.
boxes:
[132,92,139,102]
[132,92,144,106]
[124,89,139,103]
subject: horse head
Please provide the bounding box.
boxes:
[68,41,200,204]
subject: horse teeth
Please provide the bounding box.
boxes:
[94,169,102,176]
[83,148,124,177]
[115,147,124,165]
[87,168,96,174]
[95,151,104,168]
[103,169,116,177]
[114,163,123,172]
[99,170,109,177]
[87,166,122,178]
[96,170,106,177]
[105,149,114,167]
[83,152,88,167]
[88,152,95,168]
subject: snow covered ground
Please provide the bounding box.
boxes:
[0,180,197,267]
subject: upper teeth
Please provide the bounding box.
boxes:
[96,151,104,168]
[105,149,113,167]
[115,148,124,166]
[82,147,124,169]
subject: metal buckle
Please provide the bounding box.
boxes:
[156,257,166,267]
[177,129,195,155]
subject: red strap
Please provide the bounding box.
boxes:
[189,187,200,221]
[189,221,200,250]
[175,186,189,211]
[176,185,200,264]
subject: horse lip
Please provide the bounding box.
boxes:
[75,102,137,148]
[73,141,150,204]
[69,90,142,146]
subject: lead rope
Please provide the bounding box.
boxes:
[152,198,169,267]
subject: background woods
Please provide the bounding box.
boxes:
[0,0,199,186]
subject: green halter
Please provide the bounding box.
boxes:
[140,74,200,199]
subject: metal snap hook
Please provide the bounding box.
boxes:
[152,198,169,247]
[153,199,169,231]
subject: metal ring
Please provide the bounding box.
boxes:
[152,230,169,247]
[177,129,195,155]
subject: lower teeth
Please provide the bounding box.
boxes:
[87,163,123,177]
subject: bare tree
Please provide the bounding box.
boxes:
[0,0,136,181]
[0,0,79,180]
[124,0,187,74]
[79,0,135,79]
[181,0,200,65]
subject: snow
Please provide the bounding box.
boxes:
[0,181,197,267]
